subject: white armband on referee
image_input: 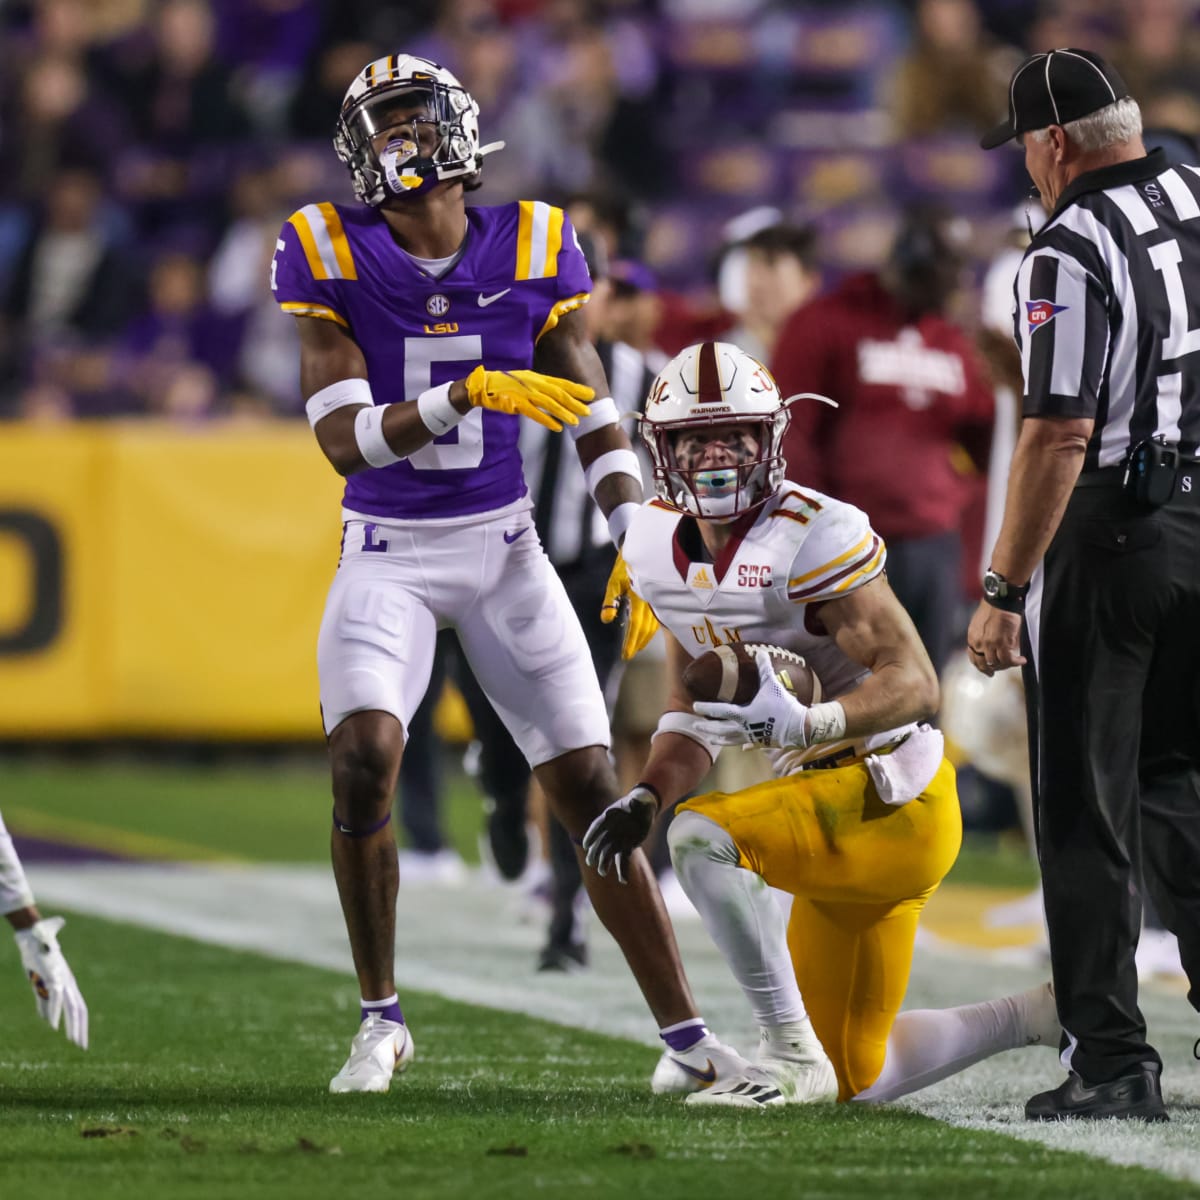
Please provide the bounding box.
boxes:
[569,395,619,439]
[652,710,724,764]
[305,377,372,430]
[0,813,35,914]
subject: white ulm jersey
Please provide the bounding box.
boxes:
[622,482,910,774]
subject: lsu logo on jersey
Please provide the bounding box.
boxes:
[1026,300,1068,332]
[423,322,460,334]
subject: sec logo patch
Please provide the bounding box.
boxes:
[426,294,451,317]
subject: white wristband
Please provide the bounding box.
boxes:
[570,395,619,439]
[584,449,643,496]
[305,377,372,429]
[607,501,641,547]
[354,404,403,468]
[653,710,722,763]
[805,701,847,746]
[416,382,466,436]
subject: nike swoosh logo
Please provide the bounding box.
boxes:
[477,289,511,307]
[503,528,529,544]
[674,1057,717,1083]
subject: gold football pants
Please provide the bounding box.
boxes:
[677,756,962,1099]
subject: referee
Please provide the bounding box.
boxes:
[972,48,1200,1121]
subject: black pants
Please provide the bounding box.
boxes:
[1024,481,1200,1083]
[542,552,622,950]
[882,529,962,675]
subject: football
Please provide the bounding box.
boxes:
[682,642,822,707]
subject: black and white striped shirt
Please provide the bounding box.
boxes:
[1016,147,1200,468]
[520,338,656,567]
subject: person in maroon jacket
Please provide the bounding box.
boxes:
[773,206,994,672]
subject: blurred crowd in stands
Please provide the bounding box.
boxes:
[4,0,1200,424]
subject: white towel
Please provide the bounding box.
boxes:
[866,727,944,807]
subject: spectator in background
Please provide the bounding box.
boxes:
[720,223,821,366]
[604,259,668,375]
[208,164,300,413]
[208,0,323,137]
[774,206,994,674]
[889,0,1018,140]
[1109,0,1200,139]
[119,248,242,416]
[287,38,376,141]
[0,53,124,203]
[0,165,138,411]
[105,0,249,234]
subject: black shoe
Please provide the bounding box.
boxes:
[483,802,528,881]
[1025,1062,1168,1122]
[536,941,588,972]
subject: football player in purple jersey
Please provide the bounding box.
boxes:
[271,54,749,1094]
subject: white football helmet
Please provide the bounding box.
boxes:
[640,342,828,521]
[939,650,1029,789]
[334,54,504,205]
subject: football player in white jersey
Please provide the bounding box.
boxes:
[1,810,87,1049]
[584,342,1060,1107]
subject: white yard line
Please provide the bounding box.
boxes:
[28,862,1200,1184]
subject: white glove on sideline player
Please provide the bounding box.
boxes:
[582,785,659,884]
[15,916,89,1049]
[693,648,813,749]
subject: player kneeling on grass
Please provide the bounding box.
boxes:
[585,342,1058,1108]
[1,810,88,1049]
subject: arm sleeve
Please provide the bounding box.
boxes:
[785,503,887,606]
[0,811,35,914]
[270,212,349,328]
[1016,247,1109,420]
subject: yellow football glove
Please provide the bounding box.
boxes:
[464,365,592,432]
[601,551,660,660]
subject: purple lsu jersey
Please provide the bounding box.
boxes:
[271,200,592,519]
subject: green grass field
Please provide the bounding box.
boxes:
[2,912,1195,1200]
[0,754,1194,1199]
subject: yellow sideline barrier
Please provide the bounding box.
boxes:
[0,422,346,737]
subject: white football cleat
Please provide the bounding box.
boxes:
[329,1015,414,1094]
[754,1018,839,1102]
[684,1064,790,1108]
[687,1031,839,1109]
[651,1032,754,1095]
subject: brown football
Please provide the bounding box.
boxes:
[682,643,822,707]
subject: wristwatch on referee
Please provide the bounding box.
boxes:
[982,568,1029,613]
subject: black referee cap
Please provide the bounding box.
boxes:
[981,48,1129,150]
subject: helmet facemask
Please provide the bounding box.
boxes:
[646,414,787,522]
[335,70,495,205]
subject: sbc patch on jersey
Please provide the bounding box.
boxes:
[1026,299,1068,332]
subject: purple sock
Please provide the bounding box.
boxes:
[660,1018,708,1052]
[361,994,404,1025]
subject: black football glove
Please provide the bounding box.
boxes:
[581,785,659,884]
